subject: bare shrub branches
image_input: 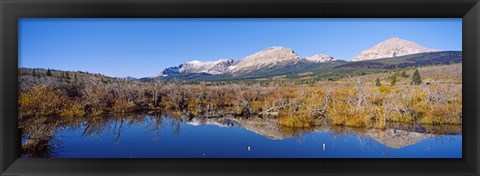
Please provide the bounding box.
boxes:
[18,66,462,128]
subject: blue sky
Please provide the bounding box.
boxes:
[19,18,462,78]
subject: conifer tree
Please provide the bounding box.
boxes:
[412,68,422,85]
[46,69,52,76]
[390,73,397,86]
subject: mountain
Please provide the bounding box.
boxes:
[228,46,300,74]
[158,46,339,79]
[124,76,138,81]
[160,66,180,76]
[304,54,337,63]
[157,46,341,81]
[179,59,234,75]
[155,38,460,82]
[161,59,234,76]
[351,37,439,61]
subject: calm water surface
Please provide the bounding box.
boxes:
[20,112,462,158]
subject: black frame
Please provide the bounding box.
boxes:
[1,0,479,175]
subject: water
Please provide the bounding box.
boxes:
[20,112,462,158]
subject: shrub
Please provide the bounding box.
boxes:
[375,78,382,87]
[18,65,462,130]
[401,70,408,78]
[390,73,397,86]
[378,86,390,93]
[278,115,321,128]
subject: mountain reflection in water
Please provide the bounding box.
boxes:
[19,112,462,158]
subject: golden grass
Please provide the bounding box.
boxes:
[18,64,462,129]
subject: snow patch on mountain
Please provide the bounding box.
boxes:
[304,54,336,63]
[178,59,234,75]
[160,47,338,77]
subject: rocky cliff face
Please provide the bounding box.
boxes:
[352,37,439,61]
[161,59,234,76]
[179,59,235,75]
[159,46,339,77]
[160,66,180,76]
[228,46,300,73]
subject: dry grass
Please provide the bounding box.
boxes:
[19,64,462,129]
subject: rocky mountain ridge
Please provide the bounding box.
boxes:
[160,46,337,76]
[158,37,449,80]
[351,37,438,61]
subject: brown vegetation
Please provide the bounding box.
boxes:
[18,64,462,129]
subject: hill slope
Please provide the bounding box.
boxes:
[336,51,461,69]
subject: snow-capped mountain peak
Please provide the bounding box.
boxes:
[172,58,234,75]
[305,54,336,63]
[159,46,340,76]
[351,37,439,61]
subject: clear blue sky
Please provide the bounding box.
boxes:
[19,18,462,78]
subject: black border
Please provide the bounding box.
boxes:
[1,0,479,175]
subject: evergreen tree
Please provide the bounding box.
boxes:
[46,69,52,76]
[412,68,422,85]
[375,77,382,87]
[390,73,397,86]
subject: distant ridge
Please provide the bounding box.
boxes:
[155,37,459,81]
[160,46,337,77]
